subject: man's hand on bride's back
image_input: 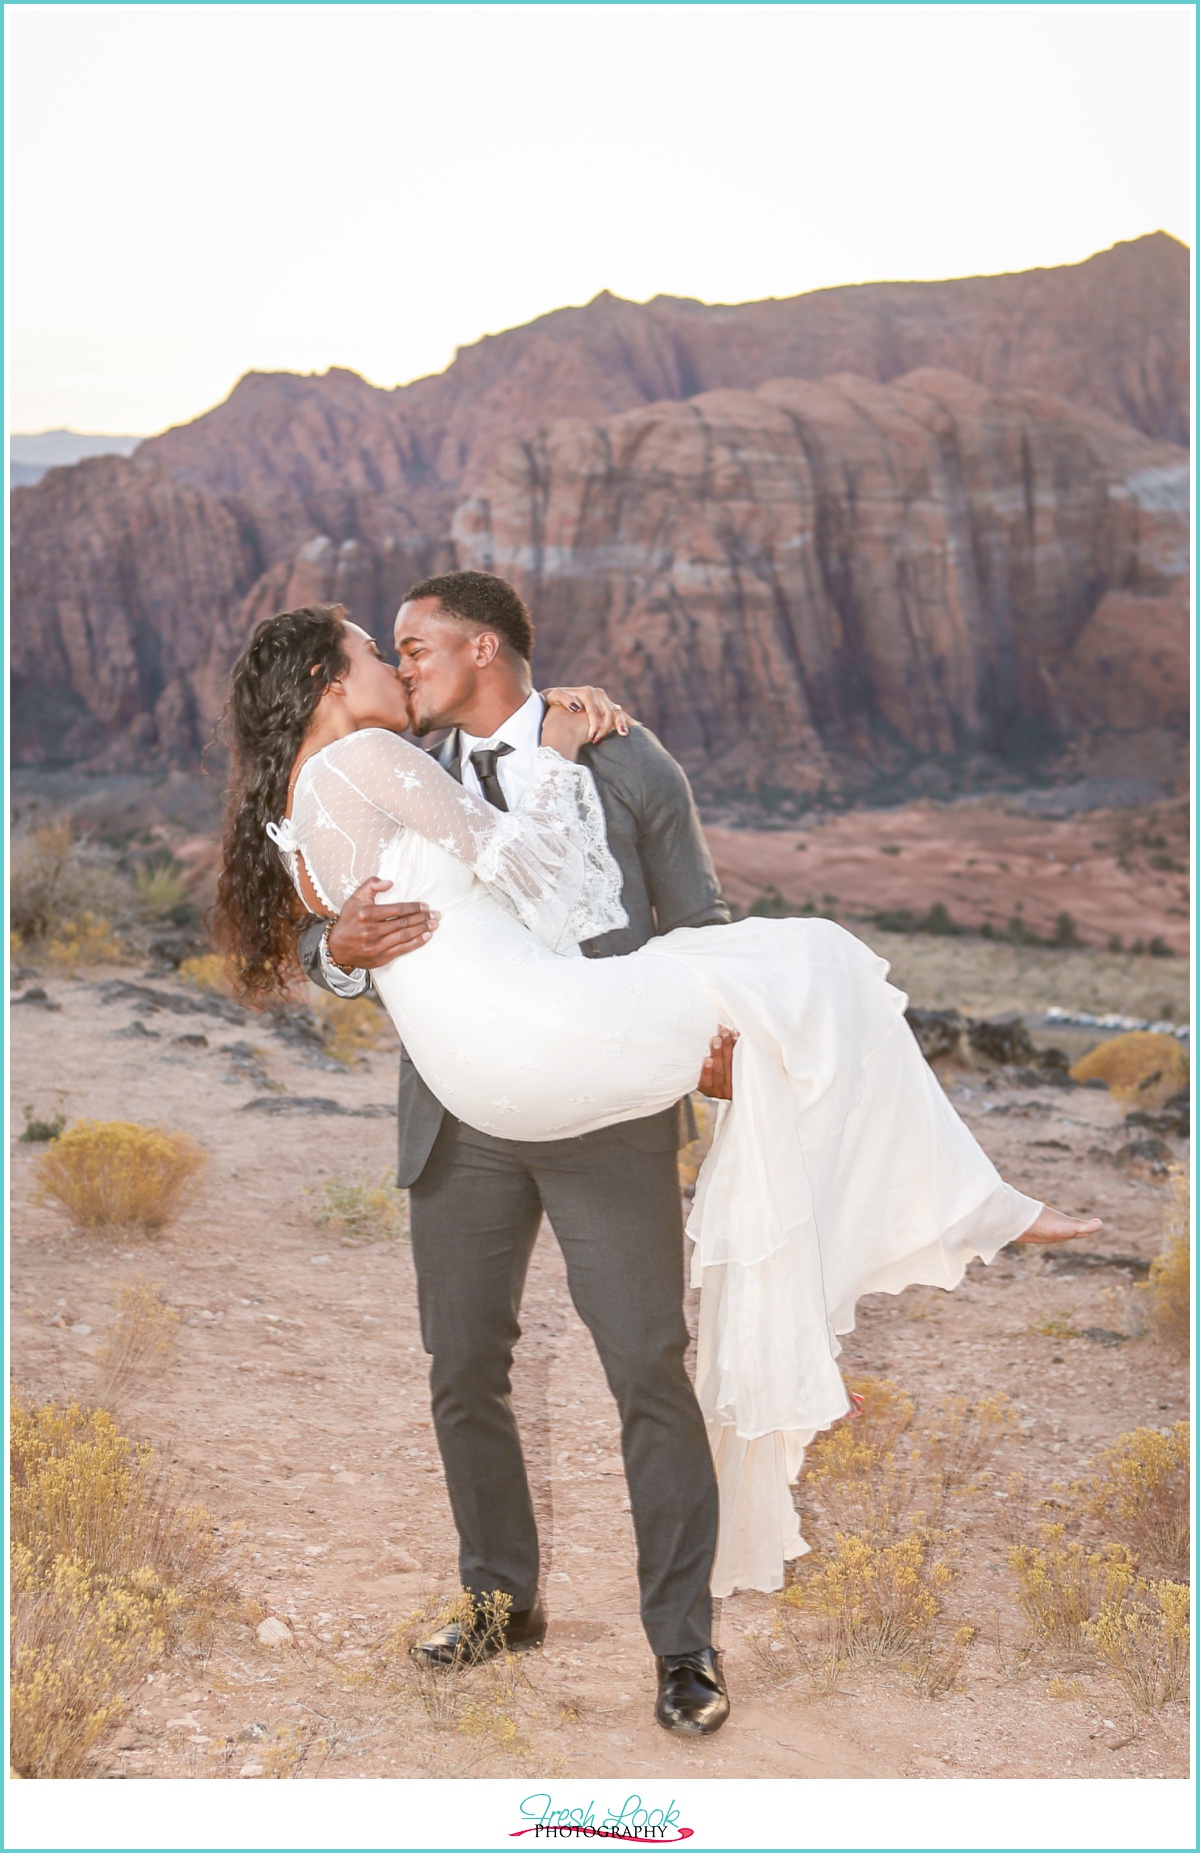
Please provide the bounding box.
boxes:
[541,685,631,745]
[325,878,439,971]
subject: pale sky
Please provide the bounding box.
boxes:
[5,2,1194,436]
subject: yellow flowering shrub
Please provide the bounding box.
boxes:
[34,1119,205,1235]
[677,1095,717,1196]
[1069,1030,1188,1110]
[1072,1423,1189,1576]
[784,1529,953,1661]
[45,913,124,972]
[10,1546,169,1779]
[1008,1523,1137,1651]
[1087,1580,1190,1711]
[9,1399,225,1778]
[179,952,232,995]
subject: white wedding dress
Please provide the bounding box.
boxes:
[272,728,1041,1595]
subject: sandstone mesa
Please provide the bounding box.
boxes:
[9,233,1189,795]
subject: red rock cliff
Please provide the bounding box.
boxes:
[454,370,1189,798]
[10,235,1189,775]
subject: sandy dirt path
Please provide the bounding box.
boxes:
[9,959,1189,1781]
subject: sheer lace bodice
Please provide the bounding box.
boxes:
[272,727,627,953]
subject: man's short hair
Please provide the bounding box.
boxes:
[401,570,534,661]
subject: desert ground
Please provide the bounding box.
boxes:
[9,897,1189,1780]
[707,791,1191,957]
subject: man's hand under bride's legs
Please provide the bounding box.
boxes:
[1016,1206,1104,1244]
[697,1027,738,1100]
[326,877,439,971]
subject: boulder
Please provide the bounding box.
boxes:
[905,1007,965,1062]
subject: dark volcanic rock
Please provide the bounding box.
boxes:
[967,1016,1038,1067]
[905,1007,965,1062]
[239,1096,396,1118]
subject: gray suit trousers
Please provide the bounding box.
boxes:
[409,1113,719,1656]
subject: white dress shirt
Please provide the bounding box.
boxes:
[457,688,545,809]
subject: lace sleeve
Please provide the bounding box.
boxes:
[290,730,627,952]
[477,747,628,950]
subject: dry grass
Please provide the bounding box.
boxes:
[802,1427,930,1543]
[92,1279,180,1409]
[134,860,189,914]
[34,1119,206,1236]
[354,1591,537,1757]
[11,1400,219,1603]
[1137,1169,1190,1356]
[1071,1423,1190,1577]
[1070,1031,1189,1110]
[801,1378,928,1540]
[179,952,232,995]
[313,1168,410,1244]
[909,1624,978,1699]
[1007,1523,1137,1653]
[309,992,395,1065]
[1028,1309,1083,1341]
[10,820,131,954]
[844,1375,916,1455]
[677,1095,717,1196]
[1087,1581,1190,1711]
[9,1398,229,1777]
[801,1382,1018,1553]
[923,1392,1021,1491]
[259,1722,327,1778]
[993,1471,1048,1547]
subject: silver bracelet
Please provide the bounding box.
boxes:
[319,923,353,976]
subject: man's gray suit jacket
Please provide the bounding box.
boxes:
[297,718,730,1186]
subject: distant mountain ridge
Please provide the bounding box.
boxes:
[9,234,1190,794]
[11,429,143,489]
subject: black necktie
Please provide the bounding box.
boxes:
[468,742,514,811]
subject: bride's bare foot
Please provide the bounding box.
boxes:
[1016,1206,1104,1244]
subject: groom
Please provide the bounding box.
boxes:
[298,570,734,1734]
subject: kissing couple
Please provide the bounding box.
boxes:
[213,569,1098,1737]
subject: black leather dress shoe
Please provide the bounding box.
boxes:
[411,1597,547,1668]
[654,1646,730,1734]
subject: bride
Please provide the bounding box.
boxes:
[214,606,1099,1594]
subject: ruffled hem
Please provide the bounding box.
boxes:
[648,915,1043,1595]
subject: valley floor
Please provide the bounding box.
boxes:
[8,942,1190,1782]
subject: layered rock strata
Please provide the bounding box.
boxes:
[454,370,1189,798]
[10,235,1189,775]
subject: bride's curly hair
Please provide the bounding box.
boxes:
[212,605,350,1003]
